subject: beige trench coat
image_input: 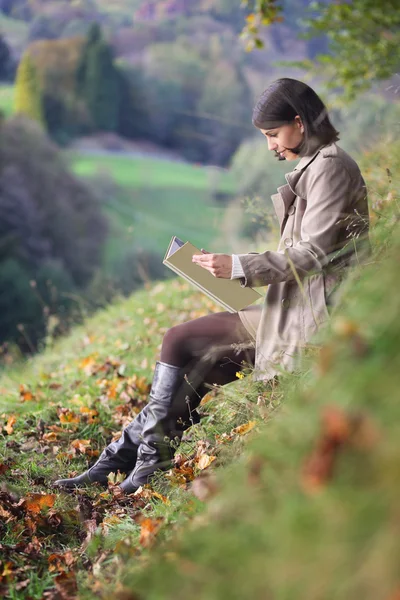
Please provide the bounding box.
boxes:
[238,142,369,381]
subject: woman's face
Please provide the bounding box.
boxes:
[260,116,304,161]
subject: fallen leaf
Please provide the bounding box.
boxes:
[24,493,56,515]
[58,408,80,424]
[19,384,35,402]
[301,406,379,494]
[232,421,256,436]
[196,454,216,471]
[133,486,170,505]
[139,517,163,548]
[70,439,91,454]
[42,432,58,443]
[4,415,16,435]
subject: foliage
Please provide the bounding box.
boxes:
[14,51,44,125]
[80,26,121,131]
[240,0,400,100]
[119,38,253,165]
[0,116,108,348]
[0,85,15,117]
[0,32,12,80]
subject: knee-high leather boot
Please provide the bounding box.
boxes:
[119,361,196,495]
[54,404,151,489]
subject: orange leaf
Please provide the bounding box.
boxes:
[24,493,56,515]
[232,421,256,436]
[59,409,80,424]
[42,432,58,442]
[19,384,35,402]
[5,415,16,435]
[139,517,163,548]
[70,439,91,454]
[78,354,98,375]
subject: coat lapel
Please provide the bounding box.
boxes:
[270,146,324,233]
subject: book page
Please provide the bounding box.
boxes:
[166,236,185,259]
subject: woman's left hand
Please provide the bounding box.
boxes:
[192,253,232,278]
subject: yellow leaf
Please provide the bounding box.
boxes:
[139,517,164,548]
[5,415,16,435]
[197,454,216,471]
[42,432,58,442]
[232,421,256,436]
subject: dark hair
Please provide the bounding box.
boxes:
[252,78,339,155]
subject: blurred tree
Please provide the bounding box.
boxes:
[76,22,101,92]
[0,116,108,288]
[240,0,400,99]
[76,23,121,131]
[14,52,44,125]
[0,33,12,80]
[25,37,88,140]
[84,38,120,131]
[0,116,108,347]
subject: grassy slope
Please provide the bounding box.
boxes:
[0,85,15,118]
[69,153,238,266]
[0,140,398,599]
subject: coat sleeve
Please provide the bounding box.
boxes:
[238,158,357,287]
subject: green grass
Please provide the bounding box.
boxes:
[0,85,15,118]
[69,152,238,269]
[69,152,236,194]
[0,139,399,599]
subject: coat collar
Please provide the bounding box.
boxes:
[293,143,324,172]
[271,145,324,232]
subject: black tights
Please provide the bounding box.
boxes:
[160,311,255,403]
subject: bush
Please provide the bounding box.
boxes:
[0,116,108,347]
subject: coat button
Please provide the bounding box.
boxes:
[281,298,290,309]
[287,205,296,215]
[284,237,293,247]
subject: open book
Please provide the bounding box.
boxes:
[163,236,262,313]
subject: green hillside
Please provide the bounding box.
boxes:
[0,139,398,599]
[0,85,14,117]
[69,153,238,267]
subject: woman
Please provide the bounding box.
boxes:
[55,78,369,494]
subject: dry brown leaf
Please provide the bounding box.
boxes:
[133,486,170,505]
[0,505,13,520]
[48,383,62,390]
[42,432,58,443]
[48,551,76,573]
[54,570,78,599]
[70,439,91,454]
[0,463,9,475]
[196,454,216,471]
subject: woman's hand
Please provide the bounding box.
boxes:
[192,251,232,278]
